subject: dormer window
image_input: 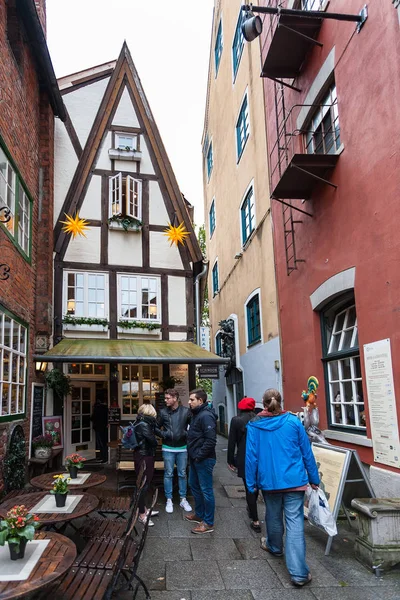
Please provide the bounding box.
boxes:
[116,133,137,151]
[108,133,141,162]
[109,173,142,220]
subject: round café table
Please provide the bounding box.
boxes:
[30,472,106,491]
[0,530,76,599]
[0,491,99,531]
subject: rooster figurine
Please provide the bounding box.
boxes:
[299,376,329,444]
[301,376,319,410]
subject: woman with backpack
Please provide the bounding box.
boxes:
[134,404,160,526]
[227,397,261,532]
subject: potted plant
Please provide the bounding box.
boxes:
[32,434,53,459]
[0,505,40,560]
[45,368,73,398]
[65,453,86,479]
[51,474,70,507]
[158,375,182,390]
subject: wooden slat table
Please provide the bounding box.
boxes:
[0,491,99,530]
[0,530,76,599]
[30,472,107,491]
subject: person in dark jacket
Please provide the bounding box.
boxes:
[156,388,192,514]
[134,404,160,526]
[227,397,260,532]
[91,396,108,463]
[185,388,217,534]
[246,389,319,587]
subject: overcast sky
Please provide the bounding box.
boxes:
[46,0,215,224]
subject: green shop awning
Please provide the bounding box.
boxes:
[34,338,229,365]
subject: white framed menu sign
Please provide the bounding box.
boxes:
[363,338,400,468]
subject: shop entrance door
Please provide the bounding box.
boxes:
[66,383,96,460]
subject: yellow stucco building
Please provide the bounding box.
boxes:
[202,0,281,432]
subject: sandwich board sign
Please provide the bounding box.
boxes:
[307,443,375,555]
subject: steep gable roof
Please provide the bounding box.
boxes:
[54,43,202,264]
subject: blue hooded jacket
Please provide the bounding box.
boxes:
[245,412,319,492]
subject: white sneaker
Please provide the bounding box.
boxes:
[166,499,173,513]
[139,515,154,527]
[179,498,192,512]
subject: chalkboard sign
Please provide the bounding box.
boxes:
[155,392,165,413]
[108,406,121,424]
[29,384,44,456]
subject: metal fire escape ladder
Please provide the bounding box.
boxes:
[273,81,305,275]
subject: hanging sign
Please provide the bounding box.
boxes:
[363,338,400,468]
[198,364,219,379]
[199,326,210,352]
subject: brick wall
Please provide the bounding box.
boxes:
[0,0,54,492]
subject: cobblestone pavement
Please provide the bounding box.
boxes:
[119,436,400,600]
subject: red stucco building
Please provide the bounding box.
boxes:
[258,0,400,493]
[0,0,64,491]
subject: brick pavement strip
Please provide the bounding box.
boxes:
[123,436,400,599]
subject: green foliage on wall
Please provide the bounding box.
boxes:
[117,320,162,331]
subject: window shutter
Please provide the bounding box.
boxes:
[109,173,122,217]
[126,176,142,220]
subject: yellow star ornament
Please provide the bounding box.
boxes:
[163,222,190,246]
[60,213,90,239]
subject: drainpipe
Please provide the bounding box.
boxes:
[195,261,208,345]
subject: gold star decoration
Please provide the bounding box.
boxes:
[163,222,190,246]
[60,213,90,239]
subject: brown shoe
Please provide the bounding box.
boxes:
[184,513,202,523]
[191,521,214,534]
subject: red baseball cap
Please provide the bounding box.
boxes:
[238,397,256,411]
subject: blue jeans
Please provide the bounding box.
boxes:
[262,490,310,583]
[163,450,188,500]
[189,458,216,526]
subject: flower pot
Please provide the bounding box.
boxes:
[34,446,52,459]
[8,538,27,560]
[55,492,68,507]
[69,466,78,479]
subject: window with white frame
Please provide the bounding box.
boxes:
[236,94,249,160]
[209,199,216,237]
[301,0,325,10]
[64,272,108,319]
[305,83,341,155]
[0,145,31,256]
[121,364,161,416]
[109,173,142,220]
[118,274,160,321]
[115,133,138,151]
[321,297,365,431]
[214,19,223,75]
[246,292,261,346]
[241,186,255,244]
[0,308,27,418]
[232,11,245,79]
[212,261,219,296]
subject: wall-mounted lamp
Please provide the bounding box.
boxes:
[234,252,243,260]
[274,360,280,371]
[241,9,263,42]
[35,360,48,376]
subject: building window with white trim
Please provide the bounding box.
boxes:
[115,133,137,151]
[0,145,31,257]
[121,364,161,416]
[118,274,160,321]
[305,82,340,155]
[241,186,255,244]
[232,11,245,79]
[236,94,249,160]
[109,173,142,220]
[321,296,365,431]
[0,307,27,418]
[246,293,261,346]
[209,199,216,237]
[214,19,223,75]
[212,261,219,297]
[64,272,108,319]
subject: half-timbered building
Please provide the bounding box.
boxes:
[39,44,226,460]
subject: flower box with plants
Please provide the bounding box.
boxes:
[31,434,53,459]
[108,147,142,161]
[51,475,71,507]
[0,505,40,560]
[65,453,86,479]
[117,319,162,336]
[108,214,142,232]
[62,315,109,332]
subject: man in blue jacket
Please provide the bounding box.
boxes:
[246,388,319,587]
[185,388,217,534]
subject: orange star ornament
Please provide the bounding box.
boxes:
[60,213,90,239]
[163,222,190,246]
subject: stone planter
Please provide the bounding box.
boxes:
[351,498,400,571]
[8,538,27,560]
[55,493,68,508]
[34,446,52,459]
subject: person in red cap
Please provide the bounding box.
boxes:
[227,397,260,532]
